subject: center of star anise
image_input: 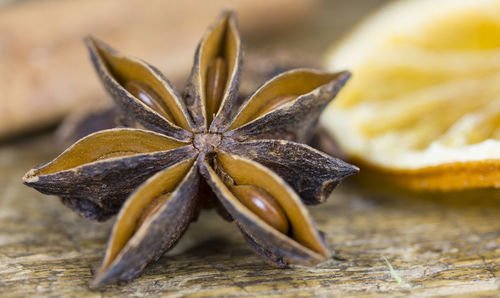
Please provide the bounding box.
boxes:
[193,132,222,153]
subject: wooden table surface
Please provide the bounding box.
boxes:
[1,136,499,297]
[1,0,499,297]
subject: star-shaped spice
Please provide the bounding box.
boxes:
[23,11,358,286]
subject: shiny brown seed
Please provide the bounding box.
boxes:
[230,185,289,234]
[136,193,171,231]
[205,57,227,123]
[254,94,297,119]
[124,81,175,123]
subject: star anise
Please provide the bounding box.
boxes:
[23,11,358,286]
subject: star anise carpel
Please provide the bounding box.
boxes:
[22,11,358,286]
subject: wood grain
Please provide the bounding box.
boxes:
[1,135,499,296]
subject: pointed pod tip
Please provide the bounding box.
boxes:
[327,70,351,90]
[84,36,118,56]
[89,279,103,290]
[89,279,101,289]
[321,247,332,259]
[338,70,351,84]
[342,161,360,178]
[22,169,39,185]
[314,69,351,91]
[83,35,94,43]
[349,162,360,173]
[83,35,99,50]
[89,268,108,289]
[219,8,236,18]
[314,158,359,203]
[214,9,237,27]
[84,36,99,59]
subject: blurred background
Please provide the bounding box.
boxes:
[0,0,386,142]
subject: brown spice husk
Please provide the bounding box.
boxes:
[23,11,357,286]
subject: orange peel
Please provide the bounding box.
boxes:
[322,0,500,191]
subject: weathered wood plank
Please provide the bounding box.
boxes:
[0,135,499,297]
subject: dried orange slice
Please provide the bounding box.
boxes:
[321,0,500,191]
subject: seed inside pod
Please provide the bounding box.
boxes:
[135,193,171,231]
[230,184,289,234]
[124,81,175,123]
[205,57,227,123]
[254,94,297,118]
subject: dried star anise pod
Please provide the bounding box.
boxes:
[22,11,358,286]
